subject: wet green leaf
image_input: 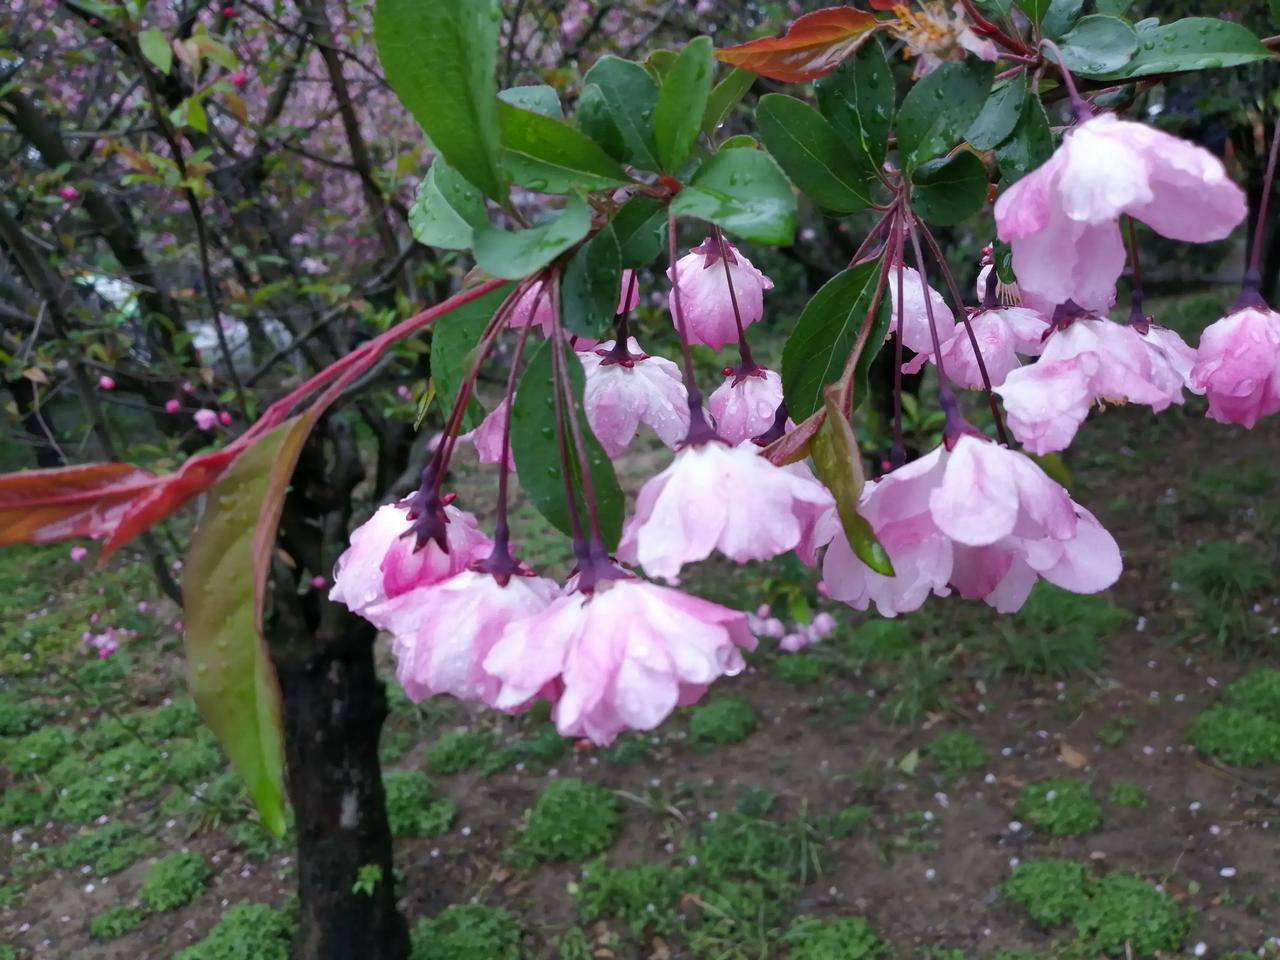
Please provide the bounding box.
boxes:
[499,103,631,194]
[581,56,660,170]
[911,151,989,226]
[896,60,994,171]
[1047,15,1137,76]
[473,195,592,279]
[757,93,873,214]
[669,147,797,245]
[560,226,621,338]
[609,197,668,269]
[408,162,488,251]
[815,39,894,176]
[139,28,172,73]
[1084,17,1269,80]
[431,284,513,430]
[995,94,1053,184]
[702,67,756,136]
[965,75,1027,151]
[499,84,563,118]
[655,36,715,173]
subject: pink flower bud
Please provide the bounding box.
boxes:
[165,399,181,414]
[59,185,80,201]
[193,408,219,431]
[97,375,115,390]
[218,411,233,426]
[70,546,88,562]
[310,575,327,589]
[230,70,249,88]
[396,385,413,402]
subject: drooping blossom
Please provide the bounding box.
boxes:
[618,440,831,580]
[164,399,181,414]
[927,307,1048,388]
[617,269,640,314]
[1189,305,1280,428]
[995,113,1247,313]
[578,339,689,456]
[329,503,491,623]
[888,264,955,356]
[373,571,558,705]
[889,2,999,76]
[707,367,784,444]
[995,317,1196,453]
[97,375,115,390]
[193,408,219,431]
[823,435,1121,616]
[510,272,643,339]
[667,238,773,350]
[460,398,515,470]
[483,578,757,744]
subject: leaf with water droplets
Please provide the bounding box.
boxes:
[1082,17,1269,79]
[670,147,797,245]
[409,161,489,251]
[715,6,879,83]
[1046,15,1136,77]
[655,36,715,173]
[896,60,994,171]
[815,39,895,176]
[499,102,632,194]
[911,151,989,226]
[757,93,874,214]
[431,283,513,430]
[473,194,592,280]
[581,56,660,171]
[995,93,1053,185]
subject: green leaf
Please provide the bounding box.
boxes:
[408,162,488,251]
[965,74,1027,151]
[473,195,592,280]
[1041,0,1084,39]
[581,56,659,170]
[1047,15,1137,76]
[183,420,310,837]
[138,28,172,73]
[499,84,563,118]
[1271,0,1280,25]
[499,102,631,194]
[720,135,758,150]
[995,94,1053,184]
[645,49,679,81]
[609,197,668,269]
[756,93,873,214]
[702,67,755,136]
[1086,17,1270,80]
[511,341,625,549]
[655,36,715,173]
[896,60,994,171]
[431,284,513,430]
[1094,0,1133,14]
[560,226,621,338]
[576,84,627,162]
[911,152,989,226]
[1013,0,1051,25]
[781,257,887,421]
[669,148,797,245]
[811,389,893,576]
[814,39,894,177]
[375,0,507,201]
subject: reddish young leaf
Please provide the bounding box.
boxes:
[715,7,881,82]
[868,0,898,9]
[0,463,156,546]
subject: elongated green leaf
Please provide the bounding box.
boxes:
[499,103,631,193]
[184,419,311,836]
[139,28,172,73]
[499,84,563,118]
[1014,0,1051,24]
[781,257,887,421]
[1095,0,1133,13]
[812,390,893,576]
[896,60,994,170]
[576,83,627,162]
[757,93,872,214]
[1048,15,1136,76]
[431,283,513,430]
[1041,0,1084,39]
[561,226,621,338]
[996,93,1053,184]
[702,67,755,136]
[911,151,989,226]
[375,0,506,200]
[581,56,660,170]
[965,75,1027,151]
[721,135,758,150]
[670,148,797,245]
[511,341,624,548]
[473,195,591,280]
[1086,17,1270,80]
[655,36,715,173]
[610,197,668,268]
[408,162,488,251]
[815,39,894,177]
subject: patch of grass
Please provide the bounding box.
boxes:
[1073,874,1189,957]
[383,771,457,837]
[815,804,874,840]
[426,729,494,774]
[604,732,655,764]
[52,775,125,822]
[1003,859,1090,927]
[229,822,284,859]
[926,731,986,776]
[1170,541,1275,647]
[44,822,153,875]
[986,585,1127,677]
[138,852,212,912]
[1189,707,1280,767]
[519,779,620,861]
[576,859,689,936]
[1223,668,1280,722]
[5,724,73,774]
[89,904,145,940]
[409,904,521,960]
[775,654,824,684]
[96,739,166,791]
[80,716,134,752]
[847,619,913,660]
[167,735,225,783]
[1097,716,1135,747]
[139,698,202,740]
[689,696,757,746]
[783,916,886,960]
[1108,783,1148,808]
[480,724,570,774]
[176,903,294,960]
[0,785,47,827]
[878,645,953,725]
[0,695,44,737]
[1016,779,1101,836]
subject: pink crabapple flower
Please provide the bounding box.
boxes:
[892,2,999,77]
[924,307,1049,388]
[59,185,79,201]
[995,317,1196,453]
[617,440,832,581]
[888,264,955,356]
[509,272,641,339]
[618,269,640,314]
[329,503,491,624]
[374,570,558,705]
[483,578,757,745]
[707,367,784,445]
[164,399,181,414]
[667,238,773,350]
[230,70,249,88]
[192,408,219,431]
[578,339,690,456]
[459,398,516,470]
[218,411,233,427]
[70,546,88,563]
[1189,305,1280,429]
[97,375,115,390]
[995,113,1247,313]
[309,575,327,589]
[823,435,1121,617]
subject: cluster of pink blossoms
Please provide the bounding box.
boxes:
[327,105,1276,745]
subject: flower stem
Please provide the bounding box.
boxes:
[1245,119,1280,295]
[668,212,720,446]
[891,227,907,470]
[1125,217,1149,330]
[1040,38,1092,121]
[712,227,757,372]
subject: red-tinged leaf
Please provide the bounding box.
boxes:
[182,417,313,836]
[715,7,880,82]
[868,0,897,9]
[0,463,157,546]
[762,408,825,466]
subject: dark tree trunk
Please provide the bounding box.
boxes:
[6,377,64,468]
[271,612,411,960]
